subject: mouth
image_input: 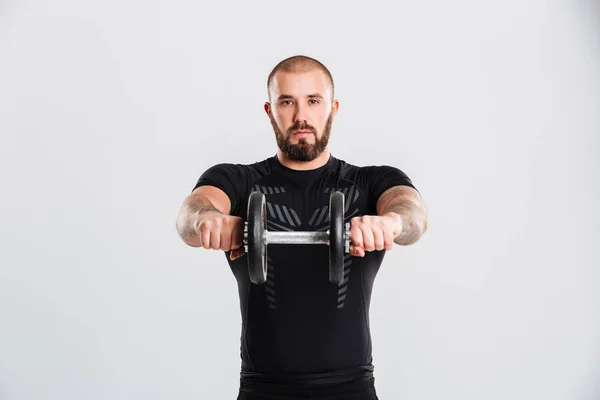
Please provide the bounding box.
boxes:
[293,130,312,136]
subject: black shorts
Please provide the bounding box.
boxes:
[236,376,379,400]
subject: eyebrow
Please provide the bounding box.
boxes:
[277,93,324,101]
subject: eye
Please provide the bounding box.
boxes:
[309,99,319,104]
[280,100,293,106]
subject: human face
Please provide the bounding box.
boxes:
[265,70,339,162]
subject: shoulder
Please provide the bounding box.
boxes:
[337,158,418,200]
[202,157,271,177]
[338,158,412,183]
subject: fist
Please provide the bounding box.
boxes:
[195,212,246,260]
[348,213,402,257]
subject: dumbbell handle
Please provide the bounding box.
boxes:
[243,223,350,252]
[266,231,329,245]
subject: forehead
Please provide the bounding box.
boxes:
[270,70,331,98]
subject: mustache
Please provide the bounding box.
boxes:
[287,122,316,135]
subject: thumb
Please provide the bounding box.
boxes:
[349,245,365,257]
[230,247,245,261]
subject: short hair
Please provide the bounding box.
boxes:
[267,55,335,101]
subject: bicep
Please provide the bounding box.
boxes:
[190,185,232,215]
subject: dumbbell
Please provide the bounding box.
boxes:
[243,191,350,285]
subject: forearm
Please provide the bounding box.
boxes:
[377,187,428,246]
[383,204,427,245]
[176,196,222,246]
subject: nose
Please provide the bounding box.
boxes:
[293,103,308,126]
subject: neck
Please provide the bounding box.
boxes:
[276,148,331,171]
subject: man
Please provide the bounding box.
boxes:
[176,55,428,399]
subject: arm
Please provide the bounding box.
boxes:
[176,185,232,247]
[376,185,428,246]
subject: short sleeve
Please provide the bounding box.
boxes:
[192,163,248,216]
[366,165,418,210]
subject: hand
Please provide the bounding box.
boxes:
[348,213,402,257]
[195,211,246,261]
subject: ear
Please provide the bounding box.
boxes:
[264,102,271,115]
[331,99,339,118]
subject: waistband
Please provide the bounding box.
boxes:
[240,365,374,386]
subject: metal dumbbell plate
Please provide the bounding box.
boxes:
[328,191,345,285]
[245,191,268,284]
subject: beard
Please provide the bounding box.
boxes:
[268,111,333,162]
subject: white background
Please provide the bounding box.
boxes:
[1,1,599,399]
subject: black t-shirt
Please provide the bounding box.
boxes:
[192,153,417,385]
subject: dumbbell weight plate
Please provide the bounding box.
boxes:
[247,191,268,284]
[329,191,345,285]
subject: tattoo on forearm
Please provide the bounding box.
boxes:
[191,196,221,216]
[388,200,424,245]
[180,196,221,240]
[378,187,427,245]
